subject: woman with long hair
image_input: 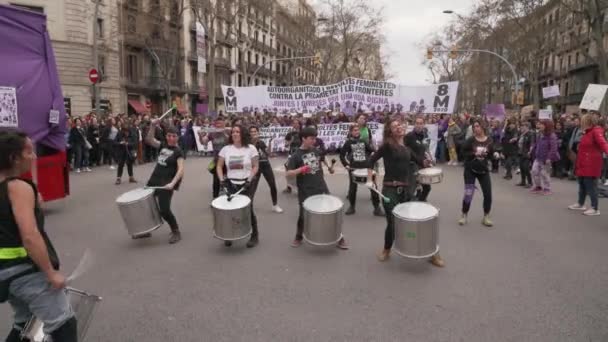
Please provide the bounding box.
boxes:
[530,120,559,195]
[68,117,91,173]
[249,125,283,213]
[459,119,496,227]
[368,119,444,267]
[568,114,608,216]
[217,125,260,248]
[283,119,302,194]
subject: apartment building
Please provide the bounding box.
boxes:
[2,0,124,117]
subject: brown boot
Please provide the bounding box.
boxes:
[429,253,445,268]
[377,249,390,262]
[129,177,137,183]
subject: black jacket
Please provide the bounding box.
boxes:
[114,128,138,159]
[405,129,428,168]
[518,130,535,157]
[501,127,519,156]
[339,138,374,169]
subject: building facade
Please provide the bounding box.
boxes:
[3,0,124,117]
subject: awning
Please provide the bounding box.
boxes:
[177,104,188,114]
[128,100,148,114]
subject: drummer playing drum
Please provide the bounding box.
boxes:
[286,126,349,250]
[339,123,383,216]
[367,119,444,267]
[142,120,185,244]
[405,116,433,201]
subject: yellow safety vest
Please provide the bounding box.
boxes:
[0,247,27,260]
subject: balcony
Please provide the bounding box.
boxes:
[568,59,597,73]
[123,32,146,48]
[214,57,232,70]
[124,76,185,93]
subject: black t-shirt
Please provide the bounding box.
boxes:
[340,138,374,169]
[405,130,429,168]
[147,144,184,190]
[0,178,59,270]
[462,137,494,174]
[285,131,301,155]
[254,140,270,163]
[369,143,414,183]
[287,147,329,202]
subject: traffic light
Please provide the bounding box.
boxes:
[426,48,433,60]
[449,46,458,59]
[313,52,321,67]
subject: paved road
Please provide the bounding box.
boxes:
[2,156,608,342]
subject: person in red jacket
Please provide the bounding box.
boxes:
[568,114,608,216]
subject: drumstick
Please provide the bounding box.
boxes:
[67,249,94,284]
[158,105,177,121]
[227,186,246,202]
[366,184,391,204]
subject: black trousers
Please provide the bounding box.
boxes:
[154,189,179,232]
[415,184,431,202]
[250,162,278,205]
[101,143,114,165]
[347,171,380,209]
[226,181,258,239]
[504,154,517,176]
[116,155,134,178]
[462,168,492,215]
[381,186,411,250]
[519,157,532,185]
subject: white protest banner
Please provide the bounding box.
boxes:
[538,109,552,120]
[542,85,560,99]
[0,86,18,128]
[192,126,225,152]
[259,123,438,157]
[222,78,459,115]
[580,84,608,111]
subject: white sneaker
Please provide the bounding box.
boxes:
[75,168,81,173]
[583,209,600,216]
[85,167,92,172]
[272,205,284,213]
[568,204,586,211]
[110,165,116,170]
[603,181,608,186]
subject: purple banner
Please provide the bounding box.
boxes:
[483,104,506,121]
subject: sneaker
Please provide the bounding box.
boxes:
[583,209,600,216]
[129,177,137,183]
[336,238,349,250]
[85,167,92,172]
[377,249,390,262]
[115,178,121,185]
[272,205,284,213]
[458,214,467,226]
[542,189,552,195]
[246,237,259,248]
[604,181,608,186]
[568,204,586,211]
[373,207,384,217]
[429,254,445,268]
[291,239,302,248]
[515,182,526,187]
[530,187,542,194]
[224,241,233,247]
[109,165,116,170]
[345,206,355,215]
[75,168,81,173]
[283,187,292,194]
[482,215,493,227]
[131,233,152,240]
[168,231,181,244]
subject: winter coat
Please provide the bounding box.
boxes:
[531,133,560,163]
[575,126,608,178]
[446,124,461,148]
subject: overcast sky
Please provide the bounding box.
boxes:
[310,0,475,86]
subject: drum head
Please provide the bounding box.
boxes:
[393,202,439,220]
[418,167,442,176]
[116,188,154,204]
[303,194,343,213]
[352,169,368,177]
[212,194,251,210]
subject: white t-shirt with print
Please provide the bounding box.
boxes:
[219,144,259,183]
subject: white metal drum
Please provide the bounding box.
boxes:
[21,287,102,342]
[116,188,163,237]
[211,194,252,241]
[392,201,439,258]
[352,169,369,184]
[302,194,344,246]
[417,167,443,184]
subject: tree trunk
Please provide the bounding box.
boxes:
[208,44,217,111]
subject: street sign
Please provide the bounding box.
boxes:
[89,69,99,84]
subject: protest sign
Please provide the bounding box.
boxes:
[222,78,459,115]
[579,84,608,111]
[538,109,552,120]
[542,85,560,99]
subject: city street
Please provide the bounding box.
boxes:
[1,156,608,342]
